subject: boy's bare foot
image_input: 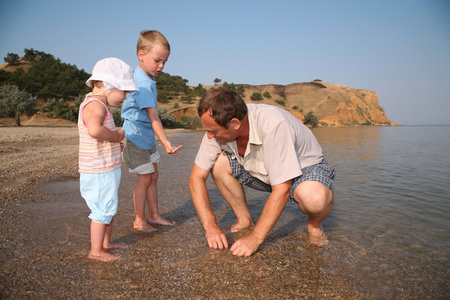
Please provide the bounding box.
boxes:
[147,216,177,226]
[307,224,329,246]
[104,242,129,250]
[88,251,118,262]
[133,221,157,233]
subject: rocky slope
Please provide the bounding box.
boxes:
[171,81,399,127]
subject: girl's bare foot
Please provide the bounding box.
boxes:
[88,251,118,262]
[104,242,129,250]
[147,216,177,226]
[133,221,157,233]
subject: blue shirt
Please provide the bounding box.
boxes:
[121,67,157,150]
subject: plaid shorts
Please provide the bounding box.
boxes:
[225,152,335,203]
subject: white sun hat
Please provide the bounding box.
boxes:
[86,57,138,92]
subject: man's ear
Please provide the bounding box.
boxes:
[230,118,240,130]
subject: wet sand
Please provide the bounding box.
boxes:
[1,126,371,299]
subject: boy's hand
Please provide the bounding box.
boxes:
[163,142,183,154]
[169,145,183,154]
[162,140,182,154]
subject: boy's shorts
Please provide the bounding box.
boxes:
[80,167,121,224]
[225,152,335,203]
[122,139,160,174]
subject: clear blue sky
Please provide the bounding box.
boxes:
[1,0,449,125]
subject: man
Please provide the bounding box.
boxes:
[189,88,335,257]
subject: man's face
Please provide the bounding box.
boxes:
[200,112,238,143]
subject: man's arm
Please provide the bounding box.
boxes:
[189,163,229,249]
[145,107,182,154]
[230,180,292,257]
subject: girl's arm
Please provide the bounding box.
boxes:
[84,101,124,142]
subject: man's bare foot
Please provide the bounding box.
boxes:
[147,216,177,226]
[133,221,157,233]
[307,224,329,246]
[104,242,129,250]
[229,221,254,233]
[88,251,118,262]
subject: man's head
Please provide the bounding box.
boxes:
[197,87,248,143]
[197,87,248,128]
[137,30,170,78]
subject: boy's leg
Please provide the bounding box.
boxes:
[103,219,128,249]
[133,173,157,232]
[88,220,118,262]
[146,164,177,226]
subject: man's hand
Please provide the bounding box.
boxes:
[230,233,262,257]
[205,224,228,250]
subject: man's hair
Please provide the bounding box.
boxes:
[137,30,170,54]
[197,87,248,128]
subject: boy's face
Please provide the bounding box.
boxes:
[138,44,170,78]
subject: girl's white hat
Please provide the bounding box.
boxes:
[86,57,138,92]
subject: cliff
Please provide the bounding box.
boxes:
[171,81,400,127]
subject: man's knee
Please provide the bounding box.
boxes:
[294,181,334,214]
[211,152,232,178]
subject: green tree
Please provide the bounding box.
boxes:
[214,78,222,85]
[263,91,271,99]
[23,48,38,61]
[303,110,319,127]
[192,83,207,98]
[4,53,20,65]
[0,84,37,126]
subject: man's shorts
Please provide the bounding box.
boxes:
[122,139,160,174]
[80,167,121,224]
[225,152,336,203]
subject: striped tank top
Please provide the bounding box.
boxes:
[78,97,122,173]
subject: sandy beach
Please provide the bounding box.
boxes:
[0,126,372,298]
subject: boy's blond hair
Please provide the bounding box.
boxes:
[137,30,170,54]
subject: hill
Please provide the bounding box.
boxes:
[1,58,399,127]
[169,81,400,127]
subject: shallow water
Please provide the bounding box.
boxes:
[1,127,449,298]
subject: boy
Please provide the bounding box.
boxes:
[79,57,138,262]
[121,30,182,233]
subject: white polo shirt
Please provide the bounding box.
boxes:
[194,104,323,186]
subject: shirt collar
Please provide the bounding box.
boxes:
[247,107,262,145]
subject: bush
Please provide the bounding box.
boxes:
[275,99,286,106]
[179,115,202,130]
[303,111,319,127]
[250,92,263,101]
[0,84,37,126]
[158,108,176,127]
